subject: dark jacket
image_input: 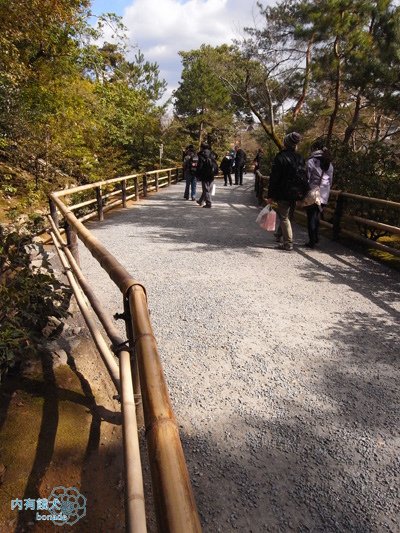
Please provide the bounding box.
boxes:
[235,148,246,167]
[253,150,262,170]
[183,150,197,178]
[196,148,215,182]
[220,156,233,173]
[267,148,307,201]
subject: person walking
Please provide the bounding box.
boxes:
[220,151,233,186]
[304,140,334,248]
[196,142,217,208]
[234,145,247,185]
[183,144,198,201]
[253,148,263,196]
[267,132,308,251]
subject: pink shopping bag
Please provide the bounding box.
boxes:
[260,208,276,231]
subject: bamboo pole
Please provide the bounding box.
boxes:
[341,214,400,235]
[96,186,104,221]
[120,349,148,533]
[340,228,400,258]
[48,220,147,533]
[127,286,202,533]
[338,191,400,209]
[65,220,80,267]
[49,229,120,390]
[122,179,127,208]
[48,195,201,531]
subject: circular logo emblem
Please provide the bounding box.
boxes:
[48,486,86,526]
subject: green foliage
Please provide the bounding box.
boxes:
[332,140,400,201]
[0,1,167,206]
[0,216,71,380]
[173,45,241,152]
[226,0,400,199]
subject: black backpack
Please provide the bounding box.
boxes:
[198,152,218,179]
[283,152,309,201]
[189,154,199,173]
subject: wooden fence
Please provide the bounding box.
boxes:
[48,165,202,533]
[50,167,183,227]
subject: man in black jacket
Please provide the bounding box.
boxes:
[196,142,216,208]
[267,132,307,251]
[220,151,233,186]
[234,145,247,185]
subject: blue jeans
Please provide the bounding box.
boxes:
[306,204,323,246]
[184,173,197,199]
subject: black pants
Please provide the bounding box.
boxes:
[223,171,232,185]
[235,164,245,185]
[306,204,322,246]
[198,180,213,206]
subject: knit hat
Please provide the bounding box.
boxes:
[284,132,301,148]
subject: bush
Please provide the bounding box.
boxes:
[331,141,400,201]
[0,215,71,380]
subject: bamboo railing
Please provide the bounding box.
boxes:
[255,171,400,258]
[48,166,201,533]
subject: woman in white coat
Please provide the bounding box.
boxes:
[304,140,334,248]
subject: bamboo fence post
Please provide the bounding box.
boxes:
[333,191,345,240]
[49,198,59,229]
[168,169,172,186]
[96,186,104,221]
[143,174,148,197]
[123,297,144,428]
[65,220,80,267]
[155,172,159,192]
[134,176,139,201]
[122,179,127,208]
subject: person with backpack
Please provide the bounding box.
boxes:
[220,151,233,186]
[267,132,308,251]
[196,142,218,208]
[183,144,198,201]
[234,145,247,185]
[304,140,334,248]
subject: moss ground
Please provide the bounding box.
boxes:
[0,338,125,532]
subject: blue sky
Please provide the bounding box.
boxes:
[90,0,127,17]
[90,0,272,102]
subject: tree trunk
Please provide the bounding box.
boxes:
[198,103,205,147]
[293,35,314,120]
[342,91,362,144]
[327,35,341,147]
[374,114,382,142]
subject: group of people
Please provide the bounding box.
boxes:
[267,132,333,251]
[219,146,247,186]
[182,133,333,250]
[183,144,248,207]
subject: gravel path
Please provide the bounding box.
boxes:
[78,174,400,533]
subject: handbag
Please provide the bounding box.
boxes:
[300,167,323,207]
[301,186,321,207]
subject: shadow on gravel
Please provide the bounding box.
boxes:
[85,180,273,256]
[295,247,399,428]
[296,248,400,322]
[317,309,399,430]
[180,411,397,533]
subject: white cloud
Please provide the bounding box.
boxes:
[122,0,269,102]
